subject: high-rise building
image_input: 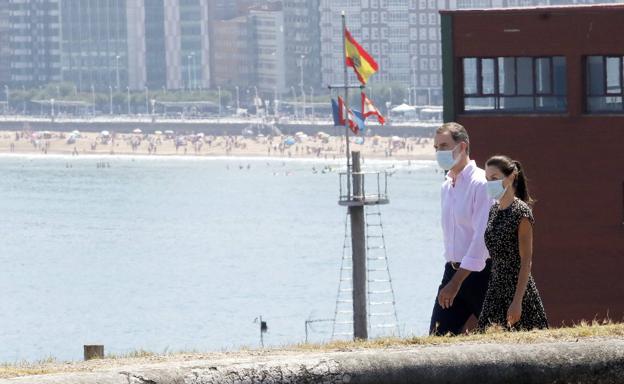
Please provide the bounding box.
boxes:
[283,0,322,91]
[249,2,286,94]
[55,0,210,91]
[0,2,10,86]
[144,0,167,90]
[58,0,135,91]
[8,0,61,86]
[212,15,256,89]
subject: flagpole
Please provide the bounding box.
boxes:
[341,11,351,198]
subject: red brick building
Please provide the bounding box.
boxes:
[440,4,624,327]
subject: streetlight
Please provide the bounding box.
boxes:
[4,85,9,114]
[144,87,149,114]
[299,54,305,119]
[273,86,278,117]
[91,84,95,116]
[109,85,113,114]
[126,86,131,115]
[290,86,297,119]
[411,56,417,106]
[191,53,197,90]
[235,86,240,112]
[187,53,193,91]
[253,85,259,115]
[217,86,222,116]
[310,86,314,118]
[115,55,121,90]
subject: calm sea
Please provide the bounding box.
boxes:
[0,155,444,362]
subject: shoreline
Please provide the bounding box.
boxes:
[0,151,436,164]
[0,129,435,161]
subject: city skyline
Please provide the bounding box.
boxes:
[2,0,622,104]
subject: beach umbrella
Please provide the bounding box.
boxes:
[154,130,163,135]
[71,130,81,136]
[284,137,296,146]
[164,130,174,134]
[133,128,142,134]
[101,130,110,136]
[197,132,205,137]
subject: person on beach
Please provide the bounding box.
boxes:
[430,122,493,336]
[478,155,548,331]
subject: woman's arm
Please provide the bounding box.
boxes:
[507,217,533,326]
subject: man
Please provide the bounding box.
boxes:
[430,122,492,336]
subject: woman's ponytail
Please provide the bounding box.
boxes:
[512,160,534,206]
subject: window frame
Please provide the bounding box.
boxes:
[460,55,567,114]
[585,55,624,114]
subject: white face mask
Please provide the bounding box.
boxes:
[486,179,508,200]
[435,144,460,171]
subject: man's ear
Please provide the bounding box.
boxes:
[460,141,468,154]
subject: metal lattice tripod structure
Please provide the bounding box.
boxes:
[331,158,400,340]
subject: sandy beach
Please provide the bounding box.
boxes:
[0,130,435,160]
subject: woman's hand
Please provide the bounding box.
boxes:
[507,299,522,327]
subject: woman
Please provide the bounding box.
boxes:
[478,155,548,331]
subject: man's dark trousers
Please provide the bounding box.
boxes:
[429,259,491,336]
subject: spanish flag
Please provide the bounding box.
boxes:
[345,28,378,85]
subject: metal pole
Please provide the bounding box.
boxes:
[145,87,149,114]
[187,55,192,91]
[273,86,278,117]
[300,55,305,119]
[218,86,222,116]
[349,151,367,340]
[310,86,314,118]
[91,85,95,116]
[235,86,240,111]
[290,86,297,119]
[126,87,130,115]
[109,86,113,114]
[259,315,264,348]
[342,12,351,198]
[115,55,120,91]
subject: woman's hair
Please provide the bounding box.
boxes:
[485,155,534,205]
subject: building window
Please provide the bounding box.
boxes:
[462,56,567,113]
[586,55,624,113]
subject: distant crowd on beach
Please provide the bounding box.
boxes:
[0,129,435,161]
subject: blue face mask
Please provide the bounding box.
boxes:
[486,179,507,200]
[435,144,459,170]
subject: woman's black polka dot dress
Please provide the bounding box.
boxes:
[478,198,548,331]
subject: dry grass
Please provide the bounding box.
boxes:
[0,320,622,379]
[294,319,624,351]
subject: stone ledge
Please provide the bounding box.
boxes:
[2,339,623,384]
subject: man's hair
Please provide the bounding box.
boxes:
[436,122,470,155]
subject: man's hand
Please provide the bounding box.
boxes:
[437,281,460,309]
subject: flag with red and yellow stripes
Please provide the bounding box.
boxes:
[345,28,378,85]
